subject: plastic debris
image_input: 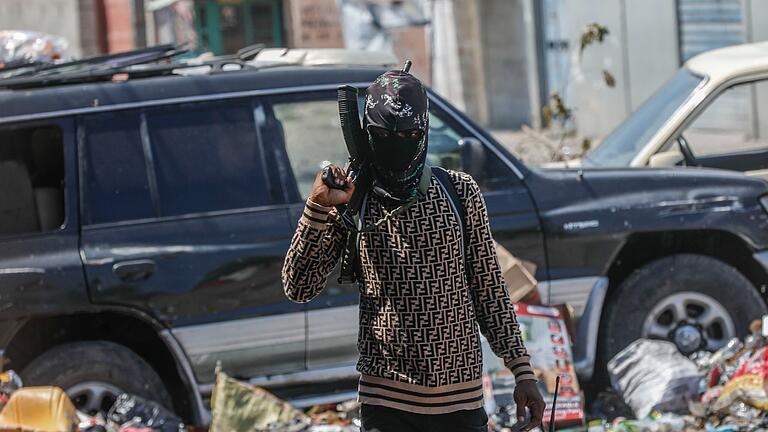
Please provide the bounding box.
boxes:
[0,31,70,69]
[107,393,184,432]
[0,370,22,410]
[598,315,768,431]
[711,347,768,415]
[609,339,703,418]
[584,412,691,432]
[209,370,311,432]
[0,386,79,432]
[484,303,584,430]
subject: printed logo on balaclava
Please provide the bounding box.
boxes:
[364,70,429,201]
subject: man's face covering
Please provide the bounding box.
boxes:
[364,70,429,201]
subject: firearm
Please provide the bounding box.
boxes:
[319,84,372,284]
[321,84,372,224]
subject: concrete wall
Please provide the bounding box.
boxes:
[566,0,628,137]
[0,0,85,57]
[78,0,104,56]
[430,0,466,112]
[453,0,489,125]
[480,0,531,128]
[566,0,678,138]
[625,0,679,111]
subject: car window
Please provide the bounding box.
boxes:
[0,124,66,234]
[427,108,518,192]
[265,94,348,201]
[265,92,517,201]
[82,112,155,225]
[426,112,463,170]
[585,68,704,166]
[146,100,270,216]
[682,79,768,157]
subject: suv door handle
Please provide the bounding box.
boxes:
[112,259,156,282]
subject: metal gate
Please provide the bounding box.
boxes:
[677,0,744,62]
[540,0,570,107]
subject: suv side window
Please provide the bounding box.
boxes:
[0,124,66,235]
[264,91,517,202]
[145,100,269,216]
[426,108,518,192]
[81,111,154,225]
[262,93,347,200]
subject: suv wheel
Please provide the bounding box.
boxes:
[601,254,767,362]
[20,341,172,415]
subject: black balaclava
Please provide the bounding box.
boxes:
[364,70,429,202]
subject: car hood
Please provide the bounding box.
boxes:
[525,166,768,246]
[529,166,768,211]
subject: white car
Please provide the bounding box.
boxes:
[573,41,768,179]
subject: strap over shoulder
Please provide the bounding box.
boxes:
[431,166,467,247]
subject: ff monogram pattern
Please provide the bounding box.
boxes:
[282,170,535,414]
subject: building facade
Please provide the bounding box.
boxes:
[559,0,768,138]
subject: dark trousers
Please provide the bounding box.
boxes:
[361,404,489,432]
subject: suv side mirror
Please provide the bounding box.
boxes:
[459,137,486,178]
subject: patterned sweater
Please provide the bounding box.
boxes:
[282,170,535,414]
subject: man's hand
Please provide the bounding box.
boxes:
[514,380,546,431]
[308,164,355,207]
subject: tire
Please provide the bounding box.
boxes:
[601,254,768,363]
[21,341,172,415]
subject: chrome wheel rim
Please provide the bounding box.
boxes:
[642,291,735,353]
[66,381,124,415]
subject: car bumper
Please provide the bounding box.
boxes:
[540,276,609,381]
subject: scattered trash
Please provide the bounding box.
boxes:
[107,393,184,432]
[0,31,70,70]
[210,370,311,432]
[484,303,585,430]
[0,386,79,432]
[583,411,692,432]
[77,411,110,432]
[495,242,541,304]
[306,400,360,431]
[599,315,768,431]
[608,339,703,418]
[0,370,22,410]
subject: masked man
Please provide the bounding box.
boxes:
[282,69,544,432]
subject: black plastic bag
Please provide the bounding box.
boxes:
[107,393,184,432]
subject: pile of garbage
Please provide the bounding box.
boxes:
[592,317,768,431]
[208,367,368,431]
[0,365,364,432]
[0,369,185,432]
[0,31,70,70]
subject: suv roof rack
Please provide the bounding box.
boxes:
[0,44,189,89]
[0,44,395,90]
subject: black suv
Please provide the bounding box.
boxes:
[2,48,768,424]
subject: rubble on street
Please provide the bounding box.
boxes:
[586,317,768,432]
[2,306,767,431]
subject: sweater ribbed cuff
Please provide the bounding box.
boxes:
[506,356,537,384]
[301,199,334,230]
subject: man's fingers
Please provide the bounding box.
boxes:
[332,166,345,186]
[523,399,545,431]
[515,395,526,423]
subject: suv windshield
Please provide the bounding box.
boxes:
[584,68,704,167]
